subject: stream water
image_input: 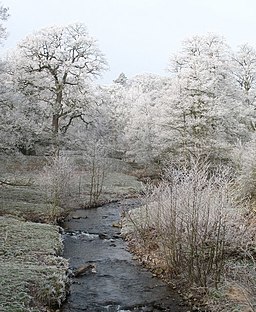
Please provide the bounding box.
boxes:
[60,199,190,312]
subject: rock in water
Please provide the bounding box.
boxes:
[72,215,81,220]
[73,263,96,277]
[112,221,122,228]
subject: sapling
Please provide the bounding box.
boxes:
[39,155,74,222]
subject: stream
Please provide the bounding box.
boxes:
[60,199,190,312]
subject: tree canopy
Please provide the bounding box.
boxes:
[9,23,108,153]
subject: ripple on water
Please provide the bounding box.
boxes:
[61,200,191,312]
[64,230,99,240]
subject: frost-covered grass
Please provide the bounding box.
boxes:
[83,171,142,202]
[0,153,142,311]
[0,155,70,311]
[0,216,69,312]
[0,154,142,219]
[0,186,63,223]
[0,155,57,222]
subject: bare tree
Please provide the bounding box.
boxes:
[10,23,108,154]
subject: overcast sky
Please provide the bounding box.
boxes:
[2,0,256,83]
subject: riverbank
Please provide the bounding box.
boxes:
[0,217,69,311]
[121,183,256,312]
[60,199,190,312]
[0,155,68,311]
[0,154,143,311]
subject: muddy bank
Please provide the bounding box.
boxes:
[61,199,190,312]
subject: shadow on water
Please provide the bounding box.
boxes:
[60,199,190,312]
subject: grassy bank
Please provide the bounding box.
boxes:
[0,217,69,311]
[0,153,142,311]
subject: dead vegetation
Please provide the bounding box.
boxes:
[122,161,256,312]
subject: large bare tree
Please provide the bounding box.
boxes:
[10,23,107,153]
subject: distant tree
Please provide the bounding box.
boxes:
[63,84,112,150]
[231,44,256,95]
[167,34,237,161]
[0,2,9,44]
[113,72,128,85]
[103,35,256,166]
[100,83,129,155]
[0,3,11,151]
[107,73,173,163]
[9,23,108,154]
[230,44,256,132]
[0,66,48,154]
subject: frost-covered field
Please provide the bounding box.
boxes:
[0,154,142,311]
[0,217,69,311]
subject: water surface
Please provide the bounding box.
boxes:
[61,199,190,312]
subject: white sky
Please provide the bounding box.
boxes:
[2,0,256,83]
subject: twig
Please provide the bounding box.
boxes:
[0,178,33,187]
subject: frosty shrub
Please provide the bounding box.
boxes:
[128,160,250,288]
[232,138,256,203]
[83,140,110,207]
[39,155,74,221]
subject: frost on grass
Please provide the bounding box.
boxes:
[0,216,69,311]
[0,182,64,223]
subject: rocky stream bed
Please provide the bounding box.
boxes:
[60,199,190,312]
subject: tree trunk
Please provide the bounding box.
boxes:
[52,114,60,156]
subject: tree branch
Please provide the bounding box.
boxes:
[0,178,33,187]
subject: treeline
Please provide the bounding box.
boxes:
[1,31,256,167]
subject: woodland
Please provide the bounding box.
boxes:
[0,3,256,312]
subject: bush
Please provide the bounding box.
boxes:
[125,160,251,289]
[82,140,110,207]
[39,155,74,222]
[232,138,256,204]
